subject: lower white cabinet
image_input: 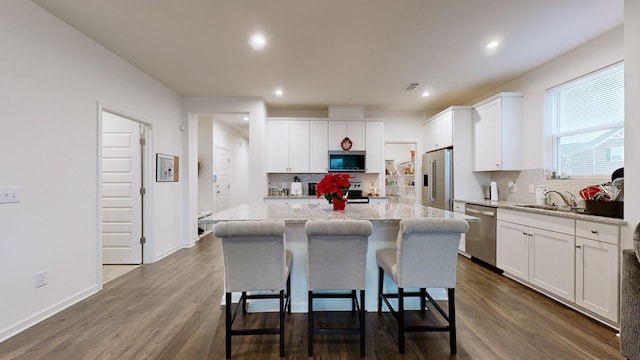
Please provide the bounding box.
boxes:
[497,211,575,302]
[497,209,621,327]
[575,220,619,323]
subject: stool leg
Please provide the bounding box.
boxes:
[241,291,247,315]
[360,289,366,357]
[377,267,384,313]
[279,289,285,357]
[352,290,357,313]
[226,292,232,359]
[286,273,292,313]
[398,287,405,354]
[308,290,313,357]
[420,288,426,312]
[449,288,457,354]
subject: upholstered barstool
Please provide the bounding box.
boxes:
[214,220,292,359]
[305,219,373,357]
[376,218,469,354]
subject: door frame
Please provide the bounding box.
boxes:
[97,102,153,285]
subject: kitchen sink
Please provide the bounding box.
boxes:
[515,204,561,211]
[514,204,583,213]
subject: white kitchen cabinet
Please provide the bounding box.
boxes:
[266,120,310,173]
[575,220,619,323]
[365,122,384,173]
[452,201,467,253]
[497,209,575,302]
[309,120,328,172]
[472,93,523,171]
[424,111,453,151]
[328,121,365,151]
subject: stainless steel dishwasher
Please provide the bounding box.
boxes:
[465,203,497,266]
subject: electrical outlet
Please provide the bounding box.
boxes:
[528,184,535,194]
[35,271,47,288]
[0,186,20,204]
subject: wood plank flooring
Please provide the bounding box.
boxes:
[0,233,622,359]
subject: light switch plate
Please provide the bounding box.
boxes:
[0,186,20,204]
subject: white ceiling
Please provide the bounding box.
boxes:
[33,0,623,114]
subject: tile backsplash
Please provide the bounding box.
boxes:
[490,169,610,206]
[268,173,380,196]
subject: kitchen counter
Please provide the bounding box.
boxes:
[202,203,477,313]
[202,202,477,225]
[263,195,390,200]
[455,198,626,225]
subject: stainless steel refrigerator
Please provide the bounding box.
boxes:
[422,148,453,211]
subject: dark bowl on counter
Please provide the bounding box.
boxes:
[585,200,623,218]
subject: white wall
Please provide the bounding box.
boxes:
[624,0,639,248]
[0,1,184,341]
[469,27,624,170]
[182,97,267,244]
[198,117,214,213]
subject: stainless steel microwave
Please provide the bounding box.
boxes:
[328,150,366,172]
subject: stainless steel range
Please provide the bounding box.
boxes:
[348,182,369,204]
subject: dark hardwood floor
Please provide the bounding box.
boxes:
[0,233,622,359]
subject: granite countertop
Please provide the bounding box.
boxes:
[455,198,626,225]
[201,203,478,225]
[264,195,390,200]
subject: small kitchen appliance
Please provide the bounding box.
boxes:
[535,186,548,205]
[290,177,303,196]
[308,182,317,196]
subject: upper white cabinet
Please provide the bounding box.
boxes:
[266,120,309,173]
[365,122,384,173]
[424,111,453,151]
[328,121,365,151]
[309,121,328,172]
[423,106,486,200]
[472,93,523,171]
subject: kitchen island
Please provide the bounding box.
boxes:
[202,203,478,312]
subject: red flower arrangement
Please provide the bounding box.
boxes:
[316,173,351,204]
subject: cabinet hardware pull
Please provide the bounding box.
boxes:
[522,232,527,235]
[590,229,598,234]
[576,245,582,248]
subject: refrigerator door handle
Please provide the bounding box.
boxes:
[431,159,436,201]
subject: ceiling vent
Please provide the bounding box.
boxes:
[401,82,421,92]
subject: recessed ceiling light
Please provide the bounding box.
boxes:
[486,41,499,49]
[422,92,430,97]
[243,116,249,121]
[249,33,266,50]
[274,89,283,96]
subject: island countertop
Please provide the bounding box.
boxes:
[201,203,479,225]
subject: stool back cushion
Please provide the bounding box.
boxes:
[305,220,373,290]
[215,220,286,293]
[396,218,469,288]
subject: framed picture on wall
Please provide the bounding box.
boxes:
[156,153,179,182]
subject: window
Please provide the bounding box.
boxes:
[548,62,624,176]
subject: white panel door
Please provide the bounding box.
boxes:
[101,112,142,264]
[576,237,619,322]
[215,146,230,213]
[496,220,529,281]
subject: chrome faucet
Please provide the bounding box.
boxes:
[544,190,576,207]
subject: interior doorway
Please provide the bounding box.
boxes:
[384,142,417,204]
[100,110,148,266]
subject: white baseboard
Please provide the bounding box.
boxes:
[0,285,100,343]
